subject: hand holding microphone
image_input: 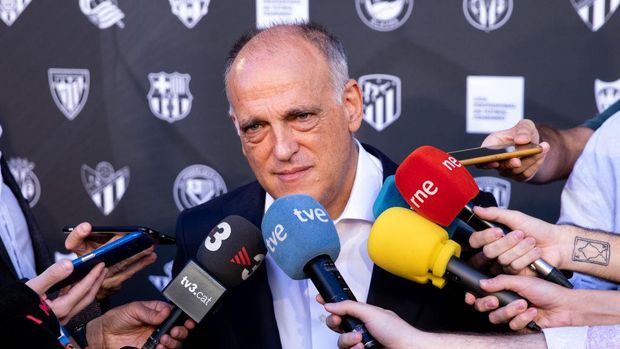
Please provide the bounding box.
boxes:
[262,194,380,349]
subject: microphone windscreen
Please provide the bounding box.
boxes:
[395,145,479,226]
[372,175,410,219]
[368,207,461,288]
[196,215,266,288]
[261,194,340,280]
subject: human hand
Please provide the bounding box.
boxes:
[86,300,196,349]
[317,295,421,349]
[65,222,157,299]
[480,119,550,181]
[26,259,107,325]
[464,274,574,330]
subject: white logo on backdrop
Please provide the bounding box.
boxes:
[466,75,524,134]
[149,260,174,291]
[169,0,210,29]
[595,78,620,113]
[474,176,511,208]
[0,0,31,26]
[173,164,227,211]
[256,0,309,29]
[147,72,194,123]
[54,251,77,262]
[571,0,620,32]
[359,74,402,131]
[81,161,130,216]
[463,0,513,32]
[355,0,413,32]
[7,157,41,207]
[79,0,125,29]
[48,68,90,120]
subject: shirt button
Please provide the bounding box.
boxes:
[319,314,327,323]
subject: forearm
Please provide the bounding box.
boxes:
[530,126,592,183]
[568,289,620,326]
[416,331,547,349]
[557,225,620,282]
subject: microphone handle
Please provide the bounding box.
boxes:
[458,206,573,289]
[142,306,185,349]
[304,255,381,349]
[445,257,541,331]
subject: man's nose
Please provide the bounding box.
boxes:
[272,126,299,161]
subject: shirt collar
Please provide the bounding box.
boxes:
[264,140,384,223]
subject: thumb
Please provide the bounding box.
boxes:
[479,275,530,294]
[324,300,377,323]
[473,206,527,230]
[128,301,172,326]
[26,259,73,295]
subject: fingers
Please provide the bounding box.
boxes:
[26,259,74,295]
[64,222,93,252]
[316,294,325,305]
[512,119,538,144]
[508,308,538,331]
[337,331,363,349]
[326,314,343,333]
[131,300,172,325]
[473,206,527,230]
[469,228,504,249]
[472,296,500,313]
[99,250,157,296]
[479,274,530,294]
[487,299,529,326]
[51,263,107,322]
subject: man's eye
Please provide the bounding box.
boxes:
[297,113,310,120]
[243,123,262,133]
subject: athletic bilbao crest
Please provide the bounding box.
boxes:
[48,68,90,120]
[474,176,511,208]
[147,72,193,123]
[80,0,125,29]
[81,161,130,215]
[0,0,31,26]
[359,74,401,131]
[169,0,210,28]
[7,157,40,207]
[571,0,620,31]
[173,164,227,211]
[595,78,620,112]
[463,0,513,32]
[356,0,414,32]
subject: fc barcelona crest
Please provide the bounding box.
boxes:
[595,78,620,113]
[48,68,90,120]
[147,72,194,123]
[169,0,210,28]
[0,0,31,26]
[81,161,130,216]
[463,0,513,32]
[359,74,402,132]
[571,0,620,32]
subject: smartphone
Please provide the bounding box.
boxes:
[448,143,543,166]
[49,231,155,293]
[63,225,176,245]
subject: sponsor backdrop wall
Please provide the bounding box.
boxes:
[1,0,619,303]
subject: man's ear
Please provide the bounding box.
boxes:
[342,79,363,133]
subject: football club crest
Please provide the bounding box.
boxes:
[474,176,511,209]
[48,68,90,120]
[173,164,227,211]
[0,0,31,26]
[463,0,513,32]
[571,0,620,32]
[81,161,130,216]
[79,0,125,29]
[169,0,210,28]
[356,0,413,32]
[359,74,402,131]
[149,260,173,291]
[7,157,41,207]
[595,78,620,113]
[147,72,194,123]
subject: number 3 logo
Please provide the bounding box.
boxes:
[204,222,232,251]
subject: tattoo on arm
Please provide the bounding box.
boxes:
[572,236,610,266]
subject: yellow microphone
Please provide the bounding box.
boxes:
[369,207,541,331]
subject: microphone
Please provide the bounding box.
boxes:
[394,145,572,289]
[262,194,380,349]
[369,207,541,331]
[142,216,266,349]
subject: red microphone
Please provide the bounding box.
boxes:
[394,145,573,289]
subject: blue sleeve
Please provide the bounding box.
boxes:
[582,98,620,130]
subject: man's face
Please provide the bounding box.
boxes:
[226,36,363,216]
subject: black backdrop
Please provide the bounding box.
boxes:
[1,0,619,304]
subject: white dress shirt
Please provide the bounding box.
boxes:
[0,151,37,279]
[265,141,384,349]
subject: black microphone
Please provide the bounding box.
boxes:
[262,194,380,349]
[142,216,266,349]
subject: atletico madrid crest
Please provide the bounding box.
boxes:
[147,72,194,123]
[359,74,402,132]
[81,161,130,216]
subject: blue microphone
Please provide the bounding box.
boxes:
[262,194,379,349]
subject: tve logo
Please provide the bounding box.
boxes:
[265,223,287,253]
[292,207,329,223]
